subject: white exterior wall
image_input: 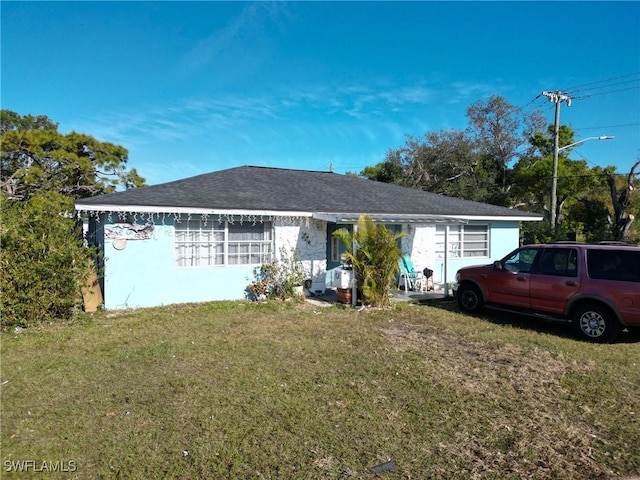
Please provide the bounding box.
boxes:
[274,219,328,292]
[400,224,433,272]
[400,221,521,288]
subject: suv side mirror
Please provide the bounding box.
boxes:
[493,260,503,271]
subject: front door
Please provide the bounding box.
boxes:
[326,223,352,270]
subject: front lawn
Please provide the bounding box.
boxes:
[1,300,638,479]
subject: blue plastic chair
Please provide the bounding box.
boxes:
[398,254,424,291]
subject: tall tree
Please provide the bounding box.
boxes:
[362,96,546,209]
[0,110,145,328]
[466,95,545,205]
[528,125,576,158]
[512,125,582,234]
[401,131,482,198]
[360,150,404,184]
[569,166,613,242]
[362,130,491,202]
[1,110,145,201]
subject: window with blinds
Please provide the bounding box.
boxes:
[435,225,489,258]
[175,220,273,267]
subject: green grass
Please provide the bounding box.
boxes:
[1,299,639,479]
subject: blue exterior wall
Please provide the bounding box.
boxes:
[94,214,524,309]
[433,221,521,286]
[100,217,255,309]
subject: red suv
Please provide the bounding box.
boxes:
[453,242,640,342]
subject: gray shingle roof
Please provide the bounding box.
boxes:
[76,165,541,219]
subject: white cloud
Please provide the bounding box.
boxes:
[62,76,502,186]
[180,2,291,80]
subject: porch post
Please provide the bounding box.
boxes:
[351,223,358,306]
[444,225,449,297]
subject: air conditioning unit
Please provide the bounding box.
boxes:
[333,267,354,289]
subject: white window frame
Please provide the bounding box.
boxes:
[436,224,489,258]
[175,219,273,268]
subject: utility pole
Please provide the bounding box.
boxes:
[542,90,572,238]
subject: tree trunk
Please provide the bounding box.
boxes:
[607,160,640,242]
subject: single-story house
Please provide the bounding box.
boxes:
[75,165,542,309]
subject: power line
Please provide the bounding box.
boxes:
[514,172,638,189]
[518,93,542,110]
[576,123,640,131]
[570,148,608,171]
[574,85,640,100]
[561,72,640,93]
[568,78,640,94]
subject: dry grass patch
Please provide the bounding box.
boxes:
[1,300,638,479]
[380,313,631,479]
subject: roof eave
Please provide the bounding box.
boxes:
[445,214,544,222]
[315,212,456,224]
[74,203,313,218]
[74,204,542,223]
[313,212,541,224]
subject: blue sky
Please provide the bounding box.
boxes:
[2,1,639,186]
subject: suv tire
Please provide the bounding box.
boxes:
[456,283,484,314]
[573,303,621,343]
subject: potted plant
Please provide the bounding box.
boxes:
[333,215,404,307]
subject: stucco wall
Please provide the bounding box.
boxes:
[401,221,521,288]
[273,218,327,292]
[99,216,327,309]
[97,214,521,309]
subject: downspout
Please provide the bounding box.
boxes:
[351,223,358,307]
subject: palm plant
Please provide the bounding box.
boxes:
[333,215,404,307]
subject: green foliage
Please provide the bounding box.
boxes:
[519,220,553,245]
[0,191,93,329]
[247,247,306,301]
[333,215,404,307]
[1,109,145,201]
[360,152,404,184]
[356,95,638,243]
[360,97,543,209]
[0,110,145,328]
[515,131,640,242]
[528,124,576,157]
[466,95,545,204]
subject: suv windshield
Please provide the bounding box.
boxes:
[502,247,538,273]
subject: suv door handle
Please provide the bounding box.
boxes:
[565,280,577,286]
[516,276,527,282]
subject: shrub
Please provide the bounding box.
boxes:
[247,247,306,301]
[333,215,404,307]
[0,191,92,329]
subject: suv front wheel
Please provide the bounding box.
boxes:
[456,283,484,314]
[573,303,621,343]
